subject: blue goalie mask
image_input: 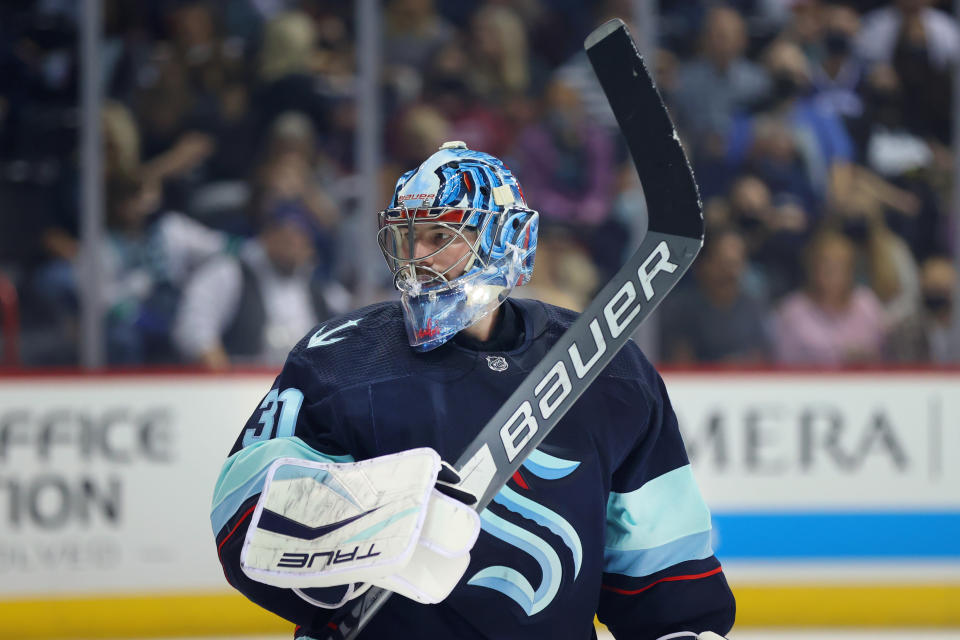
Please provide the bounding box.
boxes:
[378,141,539,351]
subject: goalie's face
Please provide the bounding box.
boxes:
[397,224,478,280]
[378,206,487,290]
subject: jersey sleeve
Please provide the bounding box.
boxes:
[597,357,735,639]
[210,350,357,630]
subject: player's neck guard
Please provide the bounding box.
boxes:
[399,241,530,351]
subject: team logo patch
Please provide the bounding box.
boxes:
[486,356,508,372]
[307,318,362,349]
[467,449,582,616]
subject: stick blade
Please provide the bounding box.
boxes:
[585,19,704,242]
[584,17,625,50]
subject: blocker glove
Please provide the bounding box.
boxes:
[240,448,480,605]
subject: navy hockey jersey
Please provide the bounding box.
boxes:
[212,299,735,639]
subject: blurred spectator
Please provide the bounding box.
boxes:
[774,0,826,63]
[659,0,774,55]
[774,229,886,366]
[849,64,947,259]
[203,68,259,184]
[467,5,535,101]
[551,9,627,133]
[727,173,808,300]
[3,0,958,369]
[659,226,771,364]
[744,116,819,215]
[388,104,452,171]
[257,10,317,84]
[254,10,335,143]
[857,0,958,142]
[249,112,341,276]
[856,0,959,69]
[522,0,592,68]
[728,39,853,200]
[35,174,230,365]
[519,229,600,312]
[384,0,453,75]
[829,174,921,326]
[810,4,867,123]
[165,1,245,103]
[673,6,770,155]
[512,78,616,226]
[173,212,329,370]
[102,100,143,178]
[755,0,818,37]
[131,46,217,212]
[41,96,215,280]
[424,40,513,158]
[609,159,651,265]
[851,64,932,172]
[886,256,960,362]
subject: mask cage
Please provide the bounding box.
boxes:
[377,205,502,291]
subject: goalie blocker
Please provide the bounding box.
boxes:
[240,448,479,606]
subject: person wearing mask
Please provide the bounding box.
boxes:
[673,6,771,155]
[886,256,960,363]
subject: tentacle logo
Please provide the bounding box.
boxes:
[467,449,581,616]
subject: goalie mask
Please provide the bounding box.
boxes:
[378,141,539,351]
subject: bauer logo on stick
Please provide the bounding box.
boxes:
[497,240,678,464]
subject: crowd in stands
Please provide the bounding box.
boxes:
[0,0,957,369]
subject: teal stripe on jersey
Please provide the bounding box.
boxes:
[605,465,712,552]
[210,436,353,534]
[603,529,714,577]
[522,449,580,480]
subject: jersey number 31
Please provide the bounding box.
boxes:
[243,387,304,447]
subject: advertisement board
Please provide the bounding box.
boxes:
[669,373,960,574]
[1,371,958,636]
[0,375,268,596]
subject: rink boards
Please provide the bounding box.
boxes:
[0,370,958,638]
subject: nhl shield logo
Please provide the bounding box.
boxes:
[486,355,508,372]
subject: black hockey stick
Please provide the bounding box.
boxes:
[322,18,703,639]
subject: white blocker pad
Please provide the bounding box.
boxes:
[372,490,480,604]
[241,448,442,589]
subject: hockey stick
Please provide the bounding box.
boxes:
[322,18,703,639]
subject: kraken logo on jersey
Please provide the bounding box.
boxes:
[307,318,362,349]
[467,449,582,616]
